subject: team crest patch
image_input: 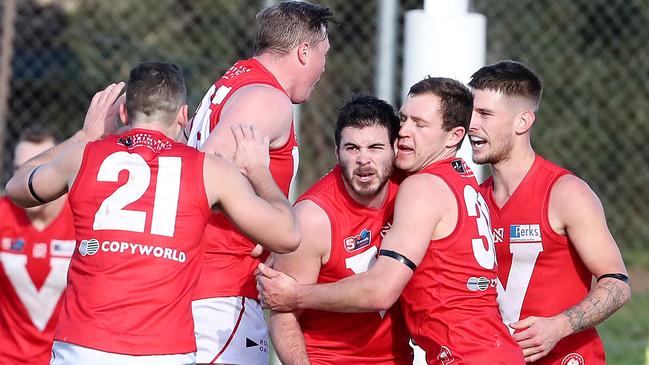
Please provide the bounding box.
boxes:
[509,224,542,242]
[561,353,585,365]
[344,229,371,253]
[79,239,100,256]
[450,159,474,177]
[437,345,455,365]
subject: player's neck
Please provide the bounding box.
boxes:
[25,197,65,231]
[129,122,178,140]
[254,54,296,99]
[490,145,536,207]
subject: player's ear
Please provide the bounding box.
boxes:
[119,103,129,125]
[177,104,189,128]
[297,42,309,65]
[446,126,466,148]
[515,110,535,135]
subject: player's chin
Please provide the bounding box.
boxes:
[395,156,414,172]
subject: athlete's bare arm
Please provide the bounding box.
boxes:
[203,126,300,254]
[511,174,631,362]
[258,174,453,313]
[269,200,331,365]
[6,83,125,207]
[200,85,293,158]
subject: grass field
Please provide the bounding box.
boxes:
[599,276,649,365]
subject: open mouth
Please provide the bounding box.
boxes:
[355,169,376,182]
[397,144,414,154]
[469,136,487,148]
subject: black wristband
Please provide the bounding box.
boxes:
[28,167,47,204]
[597,273,629,284]
[379,249,416,271]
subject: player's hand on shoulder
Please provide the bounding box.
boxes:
[80,82,125,141]
[510,315,570,362]
[256,263,298,312]
[231,124,270,175]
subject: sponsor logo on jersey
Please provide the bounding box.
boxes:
[79,239,100,256]
[450,159,474,178]
[466,276,491,291]
[343,229,371,253]
[437,345,455,365]
[509,224,542,242]
[4,238,25,252]
[50,239,76,257]
[80,238,187,263]
[493,227,504,243]
[561,353,585,365]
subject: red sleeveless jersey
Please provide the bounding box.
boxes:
[400,158,524,365]
[189,58,299,300]
[296,166,413,365]
[0,197,74,365]
[59,129,211,355]
[482,155,605,365]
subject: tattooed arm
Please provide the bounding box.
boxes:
[510,175,631,363]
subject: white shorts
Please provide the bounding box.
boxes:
[49,341,196,365]
[192,296,269,365]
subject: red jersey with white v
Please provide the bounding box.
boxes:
[0,197,74,365]
[60,129,211,355]
[296,166,413,365]
[482,155,605,365]
[400,158,524,365]
[189,58,299,300]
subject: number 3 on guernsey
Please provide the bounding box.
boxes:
[464,185,496,269]
[93,152,181,237]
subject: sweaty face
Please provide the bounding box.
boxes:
[337,125,394,201]
[468,89,515,165]
[396,94,453,173]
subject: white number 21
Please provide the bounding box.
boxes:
[93,152,181,237]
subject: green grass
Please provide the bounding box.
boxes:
[598,292,649,365]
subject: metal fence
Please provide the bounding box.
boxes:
[2,0,648,258]
[2,0,648,363]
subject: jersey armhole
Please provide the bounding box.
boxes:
[422,172,462,244]
[542,171,572,242]
[67,142,93,202]
[301,196,336,268]
[198,152,212,221]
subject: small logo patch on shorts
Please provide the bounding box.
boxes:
[438,346,455,365]
[561,353,585,365]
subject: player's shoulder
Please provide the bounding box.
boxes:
[399,173,453,205]
[551,173,593,200]
[232,84,291,107]
[402,172,449,192]
[294,199,330,229]
[201,152,241,181]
